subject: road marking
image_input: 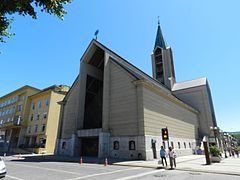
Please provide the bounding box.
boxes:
[115,169,165,180]
[7,163,82,175]
[66,167,142,180]
[6,175,25,180]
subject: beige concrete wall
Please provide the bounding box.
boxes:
[109,60,142,136]
[45,92,65,153]
[173,85,215,138]
[61,79,80,139]
[142,85,199,139]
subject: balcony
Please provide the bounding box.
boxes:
[0,116,22,128]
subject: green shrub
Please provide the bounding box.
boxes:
[210,145,221,157]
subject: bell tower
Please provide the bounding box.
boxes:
[151,20,176,90]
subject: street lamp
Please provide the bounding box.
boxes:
[210,126,218,146]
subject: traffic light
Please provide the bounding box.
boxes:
[162,128,169,141]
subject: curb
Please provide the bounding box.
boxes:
[176,168,240,176]
[113,163,164,169]
[113,163,240,176]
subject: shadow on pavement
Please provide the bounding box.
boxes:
[10,155,134,165]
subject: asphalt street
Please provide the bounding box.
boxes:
[2,156,240,180]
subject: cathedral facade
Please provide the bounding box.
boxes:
[55,23,217,160]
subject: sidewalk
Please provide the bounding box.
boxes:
[113,155,240,176]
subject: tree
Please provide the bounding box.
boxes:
[232,134,240,146]
[0,0,73,43]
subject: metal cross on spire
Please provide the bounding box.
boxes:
[94,29,99,40]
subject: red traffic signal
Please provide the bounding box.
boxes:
[162,128,169,141]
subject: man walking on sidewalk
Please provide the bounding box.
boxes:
[168,147,176,169]
[160,146,167,166]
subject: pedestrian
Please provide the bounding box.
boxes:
[231,149,235,157]
[234,149,239,158]
[160,146,167,166]
[168,147,176,169]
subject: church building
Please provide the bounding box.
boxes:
[55,23,217,160]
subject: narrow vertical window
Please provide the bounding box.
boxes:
[129,141,135,150]
[45,99,49,106]
[32,102,35,110]
[178,142,181,149]
[18,105,22,112]
[42,124,46,132]
[28,126,31,133]
[38,101,42,108]
[62,142,66,150]
[43,112,47,119]
[113,141,119,150]
[35,125,38,133]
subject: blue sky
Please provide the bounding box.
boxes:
[0,0,239,132]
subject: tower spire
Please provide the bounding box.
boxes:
[154,18,166,49]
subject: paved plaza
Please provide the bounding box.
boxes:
[1,154,240,179]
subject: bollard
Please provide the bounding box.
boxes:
[104,158,108,166]
[80,157,83,164]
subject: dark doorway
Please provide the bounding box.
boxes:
[152,139,157,159]
[81,137,99,157]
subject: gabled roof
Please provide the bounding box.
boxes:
[172,77,207,91]
[89,40,171,93]
[81,39,198,114]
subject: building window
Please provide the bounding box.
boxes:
[129,141,135,150]
[178,142,181,149]
[113,141,119,150]
[41,124,46,132]
[38,101,42,108]
[34,125,38,133]
[62,142,66,150]
[36,113,40,120]
[184,142,186,149]
[29,114,34,121]
[21,96,25,101]
[18,105,22,112]
[28,126,31,133]
[43,112,47,119]
[32,103,35,110]
[189,142,191,148]
[40,139,46,148]
[45,99,49,106]
[171,141,174,149]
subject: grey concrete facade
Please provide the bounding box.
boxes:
[56,24,217,160]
